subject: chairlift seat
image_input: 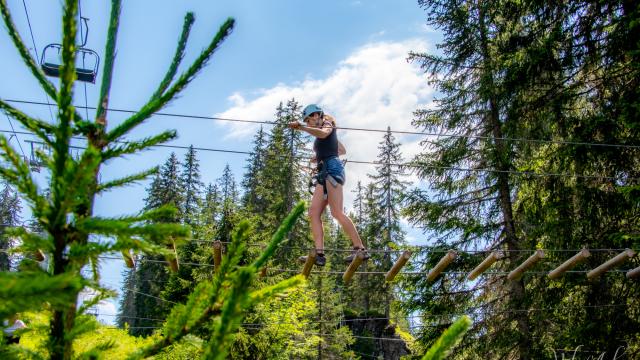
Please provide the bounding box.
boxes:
[40,44,99,83]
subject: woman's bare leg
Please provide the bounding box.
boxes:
[326,182,365,249]
[309,185,328,252]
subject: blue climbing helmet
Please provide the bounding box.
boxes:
[301,104,323,121]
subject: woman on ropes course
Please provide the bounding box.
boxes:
[289,104,370,267]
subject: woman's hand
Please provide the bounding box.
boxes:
[288,121,302,130]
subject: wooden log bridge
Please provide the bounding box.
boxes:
[508,250,545,281]
[548,248,590,280]
[343,250,366,283]
[213,240,222,272]
[427,250,457,282]
[587,249,636,280]
[301,249,317,278]
[467,251,503,281]
[385,251,412,282]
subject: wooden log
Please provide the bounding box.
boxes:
[467,251,503,281]
[33,249,45,262]
[385,251,412,282]
[426,250,457,282]
[213,241,222,272]
[343,251,365,283]
[301,249,317,278]
[627,266,640,279]
[122,249,135,269]
[587,249,636,280]
[508,250,545,281]
[548,248,590,280]
[167,241,179,273]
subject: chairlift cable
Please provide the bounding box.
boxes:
[20,0,56,123]
[78,0,90,120]
[4,114,26,158]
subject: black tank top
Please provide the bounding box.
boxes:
[314,122,338,161]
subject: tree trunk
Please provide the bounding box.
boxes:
[477,1,532,358]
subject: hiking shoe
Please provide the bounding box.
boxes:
[344,248,370,263]
[298,254,326,267]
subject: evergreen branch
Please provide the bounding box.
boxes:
[51,147,101,227]
[5,226,52,253]
[0,99,54,145]
[102,130,177,161]
[112,236,175,258]
[149,13,195,100]
[252,201,305,269]
[0,0,58,100]
[49,0,78,220]
[66,313,101,341]
[0,345,46,360]
[0,272,84,318]
[76,218,190,245]
[107,17,235,142]
[96,167,158,193]
[76,341,116,360]
[0,136,45,211]
[204,267,254,360]
[96,0,122,124]
[77,289,116,316]
[249,275,305,304]
[422,316,471,360]
[127,222,251,360]
[68,242,112,263]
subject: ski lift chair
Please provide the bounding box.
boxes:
[40,44,100,83]
[40,17,100,83]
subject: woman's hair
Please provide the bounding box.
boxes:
[323,115,336,128]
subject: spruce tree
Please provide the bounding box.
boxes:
[0,181,21,271]
[405,0,531,357]
[216,164,238,244]
[181,145,204,226]
[367,128,409,316]
[120,153,184,335]
[0,0,306,357]
[241,126,267,213]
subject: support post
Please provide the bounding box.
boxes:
[426,250,456,282]
[301,249,317,278]
[548,248,590,280]
[385,251,412,282]
[213,240,222,272]
[167,241,179,273]
[343,251,365,283]
[627,266,640,279]
[121,249,135,269]
[587,249,636,280]
[467,251,503,280]
[508,250,545,281]
[33,249,45,262]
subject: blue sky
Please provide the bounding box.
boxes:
[1,0,440,323]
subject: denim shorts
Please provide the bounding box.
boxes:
[321,156,345,186]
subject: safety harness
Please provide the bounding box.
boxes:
[308,158,346,200]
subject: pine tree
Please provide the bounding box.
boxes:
[405,0,531,357]
[241,126,267,213]
[0,0,252,357]
[216,164,238,244]
[181,145,204,226]
[367,128,409,316]
[119,153,185,335]
[0,181,21,271]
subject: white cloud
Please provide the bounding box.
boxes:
[96,301,117,325]
[215,39,435,208]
